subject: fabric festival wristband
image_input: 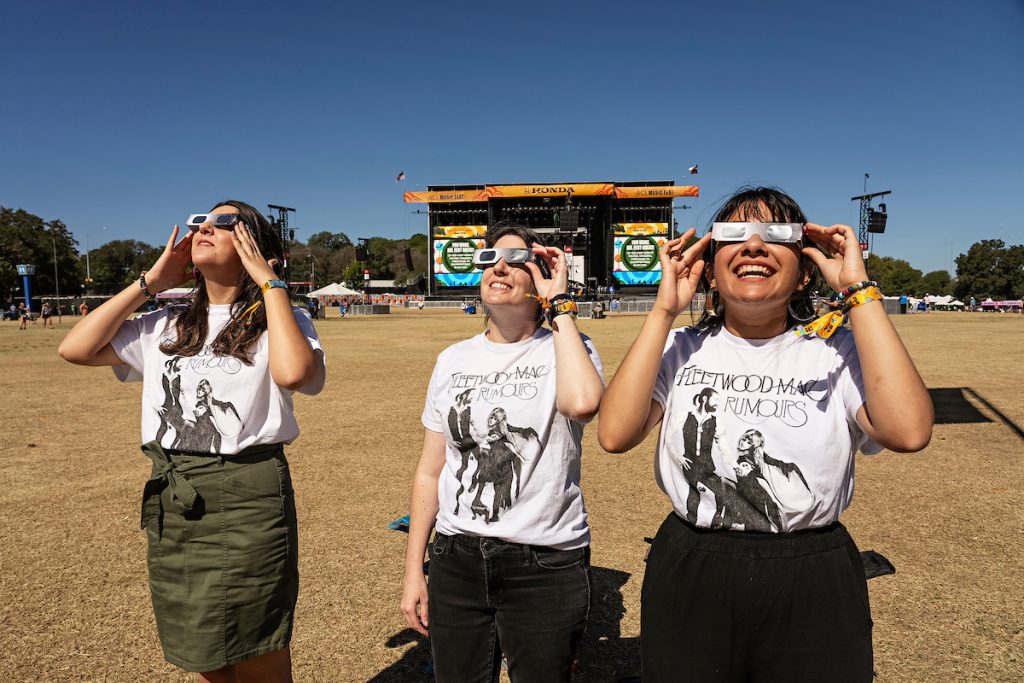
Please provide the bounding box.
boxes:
[548,299,578,323]
[796,310,845,339]
[797,286,884,339]
[260,279,288,294]
[845,286,883,308]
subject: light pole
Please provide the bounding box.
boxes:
[48,227,63,323]
[84,226,106,284]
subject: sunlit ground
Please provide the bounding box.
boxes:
[1,309,1021,682]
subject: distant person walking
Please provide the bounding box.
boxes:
[19,302,29,330]
[41,301,54,328]
[899,293,908,314]
[78,301,90,316]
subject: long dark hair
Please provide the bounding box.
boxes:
[692,186,818,333]
[159,200,284,363]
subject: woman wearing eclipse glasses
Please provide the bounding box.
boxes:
[598,187,932,682]
[59,201,325,682]
[401,223,604,682]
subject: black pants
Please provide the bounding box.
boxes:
[427,533,590,683]
[642,513,873,683]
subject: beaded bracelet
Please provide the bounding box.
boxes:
[837,280,878,303]
[138,271,154,299]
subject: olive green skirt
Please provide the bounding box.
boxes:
[140,441,298,672]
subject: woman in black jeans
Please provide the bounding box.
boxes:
[598,187,932,681]
[401,223,604,682]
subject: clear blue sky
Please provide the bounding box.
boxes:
[2,0,1021,274]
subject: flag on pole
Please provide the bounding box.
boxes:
[688,165,699,175]
[395,171,406,182]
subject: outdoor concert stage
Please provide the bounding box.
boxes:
[404,181,699,296]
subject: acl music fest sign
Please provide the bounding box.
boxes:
[613,223,668,286]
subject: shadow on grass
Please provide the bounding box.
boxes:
[928,387,1023,439]
[368,566,640,682]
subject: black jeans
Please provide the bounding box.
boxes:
[642,513,873,683]
[427,532,590,683]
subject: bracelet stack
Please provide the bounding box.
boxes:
[138,271,154,300]
[836,280,878,304]
[525,293,579,325]
[796,282,883,339]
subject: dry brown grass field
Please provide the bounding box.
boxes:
[1,309,1021,682]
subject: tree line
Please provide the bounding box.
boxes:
[0,206,429,299]
[2,205,1021,302]
[864,242,1023,300]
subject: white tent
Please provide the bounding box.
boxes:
[156,287,194,299]
[307,282,362,298]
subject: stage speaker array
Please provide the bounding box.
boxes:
[559,209,579,232]
[867,209,887,233]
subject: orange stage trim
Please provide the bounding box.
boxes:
[404,189,489,203]
[485,183,615,198]
[614,185,699,199]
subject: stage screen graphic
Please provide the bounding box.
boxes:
[613,223,668,285]
[433,233,486,287]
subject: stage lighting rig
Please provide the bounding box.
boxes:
[851,175,890,258]
[267,204,297,284]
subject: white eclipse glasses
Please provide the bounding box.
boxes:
[473,247,534,267]
[710,222,804,243]
[186,213,241,231]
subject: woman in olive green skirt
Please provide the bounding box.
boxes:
[60,200,326,682]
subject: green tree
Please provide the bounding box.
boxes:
[307,231,352,250]
[865,254,922,296]
[0,206,84,303]
[954,240,1024,300]
[340,260,366,289]
[87,239,163,292]
[919,270,953,297]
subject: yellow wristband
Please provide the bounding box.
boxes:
[846,286,883,308]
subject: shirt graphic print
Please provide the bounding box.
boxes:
[653,326,879,533]
[423,328,603,550]
[111,304,325,455]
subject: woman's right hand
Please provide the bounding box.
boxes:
[652,229,712,319]
[144,226,194,293]
[400,570,430,636]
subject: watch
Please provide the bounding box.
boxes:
[260,279,288,294]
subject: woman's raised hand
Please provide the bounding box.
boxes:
[145,226,194,293]
[653,229,712,319]
[525,244,569,299]
[231,222,279,286]
[802,223,870,291]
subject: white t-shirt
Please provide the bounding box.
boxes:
[421,328,603,550]
[111,304,326,455]
[652,325,880,533]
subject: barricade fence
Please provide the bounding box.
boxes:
[327,294,943,319]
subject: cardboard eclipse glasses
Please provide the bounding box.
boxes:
[473,248,537,267]
[710,222,804,243]
[186,213,241,231]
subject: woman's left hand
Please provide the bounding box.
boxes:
[231,222,279,286]
[802,223,870,291]
[525,244,569,299]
